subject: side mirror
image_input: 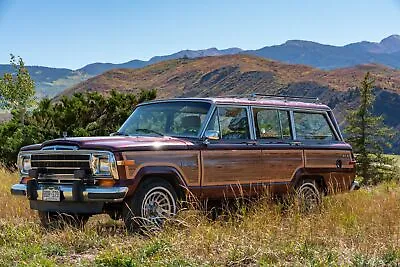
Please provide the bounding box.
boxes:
[204,130,220,141]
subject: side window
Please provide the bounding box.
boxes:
[253,108,292,139]
[294,112,336,141]
[205,109,220,133]
[205,106,250,140]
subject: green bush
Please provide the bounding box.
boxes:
[0,89,156,169]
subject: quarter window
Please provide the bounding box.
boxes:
[253,109,292,139]
[294,112,336,141]
[206,106,250,140]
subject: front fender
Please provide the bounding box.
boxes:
[125,165,188,197]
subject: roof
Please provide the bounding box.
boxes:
[142,97,331,110]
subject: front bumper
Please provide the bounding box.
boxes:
[11,183,129,202]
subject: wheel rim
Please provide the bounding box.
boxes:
[141,186,176,225]
[298,183,320,212]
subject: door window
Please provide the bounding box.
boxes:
[253,108,292,139]
[293,112,336,141]
[205,106,250,140]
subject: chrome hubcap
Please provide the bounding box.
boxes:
[141,187,176,225]
[298,183,320,211]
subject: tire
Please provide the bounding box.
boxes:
[38,211,89,229]
[296,179,321,213]
[123,178,178,232]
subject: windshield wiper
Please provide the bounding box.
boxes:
[110,131,129,136]
[134,128,164,137]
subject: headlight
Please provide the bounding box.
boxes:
[90,152,118,179]
[17,154,31,174]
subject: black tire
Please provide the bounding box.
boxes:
[38,211,89,229]
[296,179,321,213]
[123,178,178,232]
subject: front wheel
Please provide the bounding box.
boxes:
[123,178,178,232]
[38,211,89,229]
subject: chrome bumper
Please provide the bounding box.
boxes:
[11,183,128,202]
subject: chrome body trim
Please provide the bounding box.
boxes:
[10,183,128,202]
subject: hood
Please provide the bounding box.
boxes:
[21,136,195,152]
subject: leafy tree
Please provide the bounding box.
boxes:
[345,72,397,184]
[0,55,35,124]
[0,89,156,169]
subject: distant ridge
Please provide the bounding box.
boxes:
[243,34,400,70]
[1,34,399,97]
[78,47,243,75]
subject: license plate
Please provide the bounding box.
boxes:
[42,188,61,202]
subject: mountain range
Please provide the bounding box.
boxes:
[1,34,399,98]
[63,54,400,153]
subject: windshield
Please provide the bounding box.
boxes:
[118,101,212,138]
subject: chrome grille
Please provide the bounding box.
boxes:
[31,154,91,177]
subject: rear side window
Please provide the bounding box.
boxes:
[294,112,336,141]
[253,108,292,139]
[206,106,250,140]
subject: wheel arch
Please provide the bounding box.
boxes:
[290,169,328,195]
[132,166,188,200]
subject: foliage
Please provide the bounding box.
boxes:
[0,55,35,124]
[0,89,156,169]
[2,169,400,265]
[345,72,398,184]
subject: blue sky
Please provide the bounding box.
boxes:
[0,0,399,69]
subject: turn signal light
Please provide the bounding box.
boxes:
[117,160,135,166]
[98,179,115,187]
[21,177,33,184]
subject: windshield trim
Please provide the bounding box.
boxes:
[118,100,215,139]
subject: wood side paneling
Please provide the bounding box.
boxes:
[202,150,262,186]
[304,150,353,169]
[261,149,304,182]
[122,151,201,186]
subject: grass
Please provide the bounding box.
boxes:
[2,169,400,266]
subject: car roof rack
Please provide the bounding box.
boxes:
[218,93,320,103]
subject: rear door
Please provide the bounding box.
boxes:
[252,107,304,192]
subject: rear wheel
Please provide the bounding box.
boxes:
[296,179,321,213]
[123,178,178,232]
[38,211,89,229]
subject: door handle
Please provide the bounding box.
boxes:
[290,141,302,146]
[245,141,258,146]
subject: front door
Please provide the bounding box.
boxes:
[201,105,262,198]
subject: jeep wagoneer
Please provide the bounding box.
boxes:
[11,94,357,230]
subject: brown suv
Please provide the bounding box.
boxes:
[11,95,357,229]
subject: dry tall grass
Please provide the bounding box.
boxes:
[1,168,400,266]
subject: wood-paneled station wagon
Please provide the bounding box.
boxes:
[11,94,358,230]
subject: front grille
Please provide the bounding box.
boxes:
[31,154,90,170]
[31,154,91,182]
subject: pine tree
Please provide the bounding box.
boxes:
[345,72,397,184]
